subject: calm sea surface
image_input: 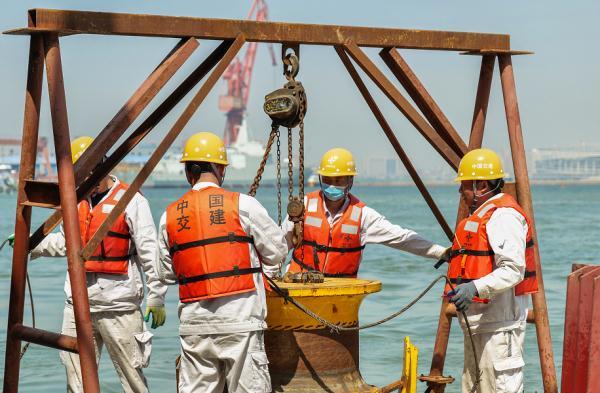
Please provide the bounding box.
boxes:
[0,184,598,392]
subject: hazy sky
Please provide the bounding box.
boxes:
[1,0,599,172]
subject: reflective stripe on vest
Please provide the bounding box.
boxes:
[79,182,131,275]
[290,190,365,277]
[445,194,538,300]
[166,187,257,302]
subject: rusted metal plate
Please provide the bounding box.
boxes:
[4,8,511,52]
[561,266,597,391]
[587,276,600,391]
[573,267,600,392]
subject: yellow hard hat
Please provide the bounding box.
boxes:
[455,148,505,182]
[70,136,94,163]
[181,132,228,165]
[317,148,357,177]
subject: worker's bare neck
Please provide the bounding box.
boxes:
[325,198,346,216]
[195,173,220,187]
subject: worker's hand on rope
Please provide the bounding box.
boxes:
[447,282,478,312]
[144,305,166,329]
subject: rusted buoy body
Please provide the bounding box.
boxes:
[265,278,381,392]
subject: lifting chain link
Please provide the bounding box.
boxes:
[248,125,279,197]
[260,48,307,261]
[276,129,282,225]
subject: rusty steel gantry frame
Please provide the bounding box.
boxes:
[2,9,555,393]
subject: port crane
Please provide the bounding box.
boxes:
[219,0,277,146]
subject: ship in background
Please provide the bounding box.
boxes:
[116,119,278,188]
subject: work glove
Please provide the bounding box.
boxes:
[144,305,166,329]
[447,282,479,312]
[0,233,15,251]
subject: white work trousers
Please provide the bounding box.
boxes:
[178,330,271,393]
[60,306,151,393]
[462,327,525,393]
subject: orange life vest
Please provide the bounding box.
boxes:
[79,182,132,274]
[166,187,258,303]
[289,190,365,278]
[445,193,538,302]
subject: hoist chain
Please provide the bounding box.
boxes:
[248,125,279,197]
[297,91,306,259]
[287,128,294,201]
[276,130,282,226]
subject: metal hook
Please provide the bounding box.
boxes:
[283,53,299,81]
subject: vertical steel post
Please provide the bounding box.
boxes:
[426,55,495,393]
[2,34,44,393]
[499,54,558,393]
[43,33,100,393]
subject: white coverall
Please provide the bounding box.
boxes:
[282,194,448,264]
[32,176,166,393]
[460,193,529,393]
[157,182,287,393]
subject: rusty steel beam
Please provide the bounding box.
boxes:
[499,54,557,393]
[11,324,79,354]
[5,8,511,52]
[27,37,199,251]
[80,35,245,261]
[379,48,467,157]
[336,46,453,241]
[453,55,496,227]
[43,33,100,393]
[76,40,234,205]
[469,55,495,149]
[72,37,198,185]
[22,180,60,209]
[3,34,44,393]
[343,41,461,170]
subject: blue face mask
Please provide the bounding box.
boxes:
[321,183,346,201]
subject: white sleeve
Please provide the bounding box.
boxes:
[281,215,294,251]
[157,211,178,285]
[241,195,288,271]
[126,194,167,307]
[473,208,528,299]
[30,229,67,259]
[361,206,447,259]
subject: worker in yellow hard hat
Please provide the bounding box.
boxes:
[156,132,286,392]
[284,147,450,278]
[28,135,167,392]
[445,148,537,392]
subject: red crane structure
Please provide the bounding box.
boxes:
[218,0,276,146]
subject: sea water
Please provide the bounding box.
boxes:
[0,184,598,392]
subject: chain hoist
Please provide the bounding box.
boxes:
[263,50,307,250]
[250,48,313,281]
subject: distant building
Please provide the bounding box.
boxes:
[530,147,600,180]
[363,157,406,180]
